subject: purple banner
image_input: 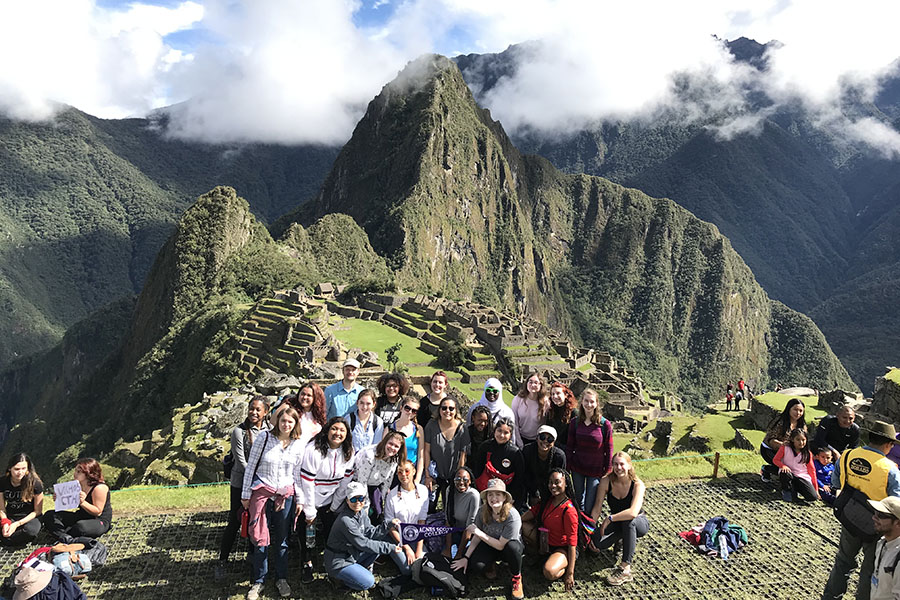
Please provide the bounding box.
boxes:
[398,522,462,543]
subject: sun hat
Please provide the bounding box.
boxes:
[13,566,53,600]
[865,421,900,444]
[480,478,513,505]
[869,496,900,519]
[537,425,557,442]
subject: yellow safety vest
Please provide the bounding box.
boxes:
[841,446,894,500]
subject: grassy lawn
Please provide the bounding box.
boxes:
[887,368,900,384]
[332,318,435,365]
[755,391,828,421]
[635,453,714,480]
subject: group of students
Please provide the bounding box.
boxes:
[220,362,650,599]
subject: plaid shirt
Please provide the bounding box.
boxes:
[241,432,305,500]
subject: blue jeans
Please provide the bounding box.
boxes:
[572,472,601,513]
[390,546,412,576]
[335,551,379,590]
[250,496,295,584]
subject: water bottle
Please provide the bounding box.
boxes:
[718,534,729,560]
[305,522,316,549]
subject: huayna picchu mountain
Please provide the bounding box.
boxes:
[0,54,853,481]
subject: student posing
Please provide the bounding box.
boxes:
[511,372,549,447]
[344,431,406,521]
[423,396,469,513]
[471,417,526,508]
[567,388,614,513]
[45,458,112,542]
[0,453,44,546]
[384,460,429,575]
[521,468,579,592]
[773,428,819,503]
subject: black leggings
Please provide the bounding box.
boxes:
[593,514,649,564]
[760,445,778,479]
[299,507,337,566]
[779,472,817,501]
[44,510,111,540]
[469,539,524,577]
[428,477,451,514]
[219,485,246,561]
[0,518,41,546]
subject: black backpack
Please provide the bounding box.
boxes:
[411,552,468,598]
[833,451,880,543]
[223,423,251,479]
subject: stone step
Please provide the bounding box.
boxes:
[419,341,442,356]
[383,312,411,328]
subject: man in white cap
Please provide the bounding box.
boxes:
[869,496,900,600]
[325,358,364,420]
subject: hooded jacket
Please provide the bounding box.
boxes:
[324,503,396,577]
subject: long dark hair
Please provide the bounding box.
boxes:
[5,453,41,503]
[314,417,354,461]
[767,398,807,437]
[789,429,811,464]
[469,405,493,442]
[298,383,327,426]
[536,467,577,528]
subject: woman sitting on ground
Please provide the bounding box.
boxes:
[773,428,820,503]
[375,373,410,426]
[0,453,44,546]
[589,451,648,587]
[241,406,305,600]
[324,482,402,591]
[467,405,493,461]
[45,458,112,541]
[471,417,526,508]
[218,396,270,574]
[760,398,807,482]
[443,466,480,559]
[511,371,549,447]
[341,431,406,522]
[521,468,579,592]
[346,389,384,452]
[423,395,469,513]
[384,460,429,575]
[386,397,425,484]
[546,382,577,451]
[298,417,356,584]
[452,478,525,599]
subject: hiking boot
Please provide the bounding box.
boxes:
[606,567,633,586]
[485,562,498,580]
[301,563,314,584]
[276,578,292,597]
[511,574,524,599]
[247,583,263,600]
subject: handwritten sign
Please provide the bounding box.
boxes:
[53,480,82,511]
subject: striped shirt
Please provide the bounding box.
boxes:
[298,441,355,520]
[240,432,305,500]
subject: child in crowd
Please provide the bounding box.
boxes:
[773,429,819,503]
[814,447,835,505]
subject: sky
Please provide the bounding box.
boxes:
[1,0,900,154]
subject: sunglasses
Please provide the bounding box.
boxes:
[485,388,500,395]
[403,405,418,414]
[454,476,470,483]
[538,433,555,443]
[874,512,897,521]
[349,495,367,504]
[440,406,456,412]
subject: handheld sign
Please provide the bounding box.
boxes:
[53,480,82,511]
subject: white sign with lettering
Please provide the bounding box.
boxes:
[53,480,83,511]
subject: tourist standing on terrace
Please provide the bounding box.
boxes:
[341,430,405,522]
[512,372,549,448]
[0,453,44,547]
[241,406,304,600]
[567,388,614,513]
[452,478,525,599]
[325,358,364,420]
[298,417,356,585]
[294,383,327,448]
[822,421,900,600]
[590,451,648,587]
[45,458,112,542]
[423,396,469,512]
[346,389,384,452]
[812,405,859,460]
[418,371,449,429]
[217,396,270,578]
[375,372,410,426]
[546,382,577,451]
[868,496,900,600]
[471,417,526,509]
[521,468,579,592]
[386,397,425,484]
[467,405,493,460]
[760,398,807,482]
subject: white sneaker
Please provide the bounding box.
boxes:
[247,583,263,600]
[276,578,292,597]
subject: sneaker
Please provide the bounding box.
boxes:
[511,574,524,599]
[301,563,314,584]
[760,467,771,483]
[247,583,263,600]
[276,578,292,597]
[606,567,633,586]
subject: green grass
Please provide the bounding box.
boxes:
[332,318,434,365]
[887,368,900,385]
[755,391,828,421]
[43,483,229,514]
[634,453,714,480]
[738,428,765,448]
[714,450,765,476]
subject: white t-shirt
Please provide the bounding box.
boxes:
[872,536,900,600]
[383,484,429,524]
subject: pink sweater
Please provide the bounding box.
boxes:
[773,445,819,489]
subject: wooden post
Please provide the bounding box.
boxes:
[713,452,721,479]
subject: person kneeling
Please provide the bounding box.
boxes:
[452,478,525,599]
[325,482,401,591]
[521,469,578,592]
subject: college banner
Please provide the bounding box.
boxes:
[398,522,462,542]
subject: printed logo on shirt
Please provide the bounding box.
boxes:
[849,457,873,477]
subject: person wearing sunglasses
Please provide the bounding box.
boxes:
[423,397,470,513]
[384,397,425,484]
[466,379,518,447]
[444,466,480,559]
[522,426,567,506]
[384,460,429,575]
[324,481,402,591]
[869,496,900,600]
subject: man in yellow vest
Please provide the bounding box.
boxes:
[822,421,900,600]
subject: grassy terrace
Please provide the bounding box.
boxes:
[15,474,848,599]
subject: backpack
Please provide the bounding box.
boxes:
[423,512,448,554]
[411,552,468,598]
[223,423,251,480]
[833,451,880,542]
